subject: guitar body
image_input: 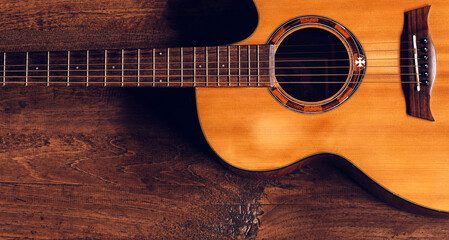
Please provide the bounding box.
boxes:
[196,0,449,212]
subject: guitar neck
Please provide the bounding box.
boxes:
[0,45,274,88]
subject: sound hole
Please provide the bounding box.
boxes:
[275,27,350,102]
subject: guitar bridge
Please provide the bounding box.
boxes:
[401,6,436,121]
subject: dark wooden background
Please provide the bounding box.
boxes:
[1,0,449,239]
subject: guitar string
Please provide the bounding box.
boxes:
[0,73,423,77]
[0,75,429,85]
[0,66,414,72]
[0,59,419,72]
[0,57,416,67]
[275,41,414,48]
[0,80,431,85]
[0,66,423,78]
[0,81,432,88]
[275,49,415,55]
[275,58,414,62]
[1,65,411,71]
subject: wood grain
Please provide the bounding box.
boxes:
[197,0,449,212]
[1,0,449,239]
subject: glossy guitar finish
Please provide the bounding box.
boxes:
[196,0,449,212]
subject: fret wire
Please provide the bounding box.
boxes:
[167,48,170,87]
[152,48,155,87]
[206,47,208,87]
[248,46,250,87]
[86,50,89,87]
[193,47,196,87]
[47,51,50,86]
[104,50,107,87]
[181,47,183,87]
[25,52,29,86]
[67,50,70,87]
[228,46,230,87]
[137,48,141,87]
[121,49,124,87]
[257,45,260,87]
[238,45,240,87]
[217,46,219,86]
[3,52,5,86]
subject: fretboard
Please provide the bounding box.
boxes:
[0,45,274,88]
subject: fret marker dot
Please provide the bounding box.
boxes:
[222,64,225,67]
[199,65,202,68]
[159,52,163,56]
[35,67,39,70]
[112,66,116,69]
[159,79,162,82]
[76,66,79,70]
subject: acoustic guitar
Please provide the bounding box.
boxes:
[2,0,449,214]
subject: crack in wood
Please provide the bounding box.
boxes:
[69,158,118,184]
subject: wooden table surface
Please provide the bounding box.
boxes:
[1,0,449,239]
